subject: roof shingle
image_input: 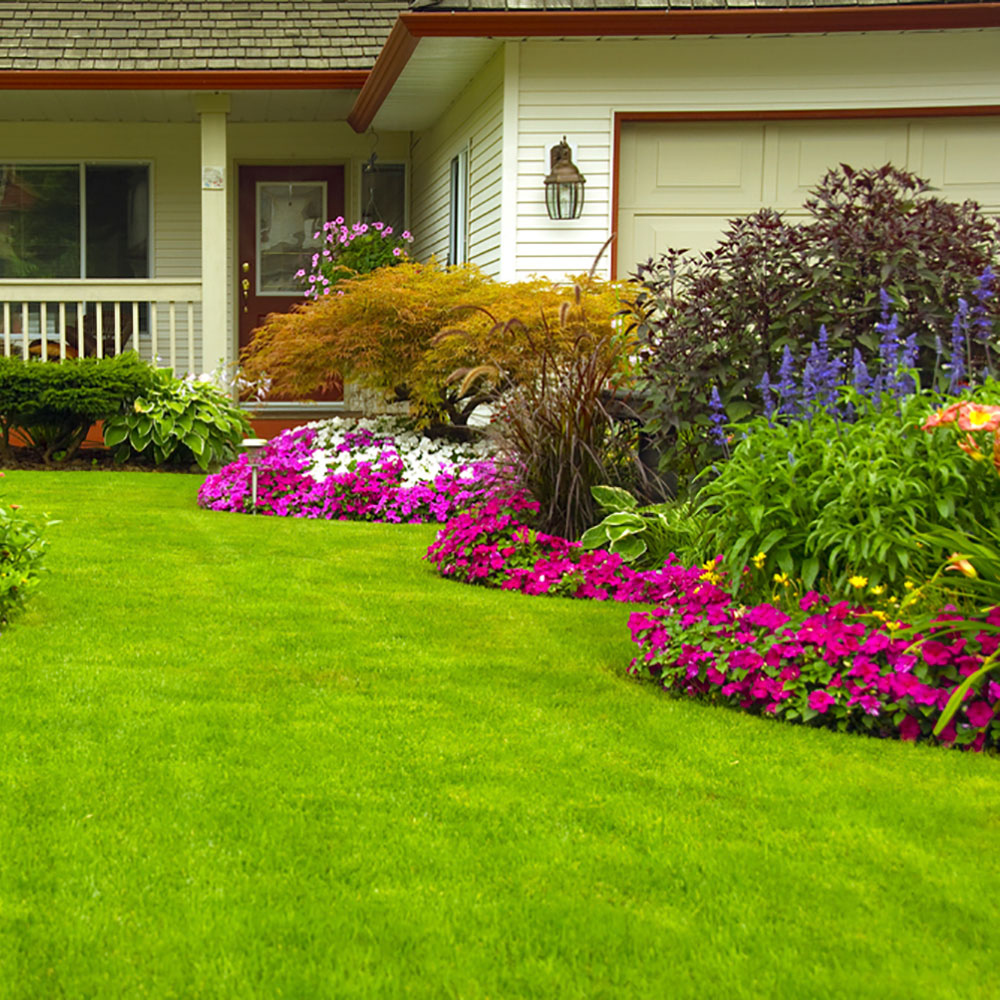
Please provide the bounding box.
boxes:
[0,1,408,71]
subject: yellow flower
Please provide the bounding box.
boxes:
[772,571,790,586]
[848,575,868,589]
[904,581,916,591]
[870,610,888,622]
[869,584,885,596]
[751,552,767,570]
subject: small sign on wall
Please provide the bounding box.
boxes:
[202,166,225,190]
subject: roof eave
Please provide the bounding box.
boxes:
[348,3,1000,132]
[0,70,370,91]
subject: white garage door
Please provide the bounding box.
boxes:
[616,117,1000,278]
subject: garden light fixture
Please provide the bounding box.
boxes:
[239,437,268,513]
[544,137,586,220]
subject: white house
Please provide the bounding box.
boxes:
[1,0,998,414]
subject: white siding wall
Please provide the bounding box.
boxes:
[513,29,1000,281]
[411,47,504,276]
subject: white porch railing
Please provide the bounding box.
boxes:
[0,279,203,374]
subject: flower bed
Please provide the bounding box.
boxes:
[198,417,499,523]
[426,495,734,603]
[428,497,999,750]
[629,591,1000,751]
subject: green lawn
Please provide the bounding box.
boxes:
[1,471,998,999]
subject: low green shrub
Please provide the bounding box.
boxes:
[103,369,252,471]
[0,474,49,623]
[694,386,1000,601]
[0,353,156,464]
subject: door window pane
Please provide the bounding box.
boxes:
[0,165,80,278]
[257,182,326,294]
[85,165,150,278]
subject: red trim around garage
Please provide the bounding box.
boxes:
[610,106,1000,277]
[0,70,369,90]
[349,4,1000,132]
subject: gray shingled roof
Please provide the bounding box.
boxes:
[0,1,408,72]
[411,0,989,8]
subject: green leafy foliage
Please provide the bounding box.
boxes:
[629,164,1000,489]
[102,369,252,471]
[693,388,1000,601]
[579,485,701,569]
[0,477,49,623]
[0,353,156,464]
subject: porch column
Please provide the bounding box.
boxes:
[196,94,231,372]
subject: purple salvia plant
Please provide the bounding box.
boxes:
[948,298,969,395]
[851,348,872,397]
[774,345,799,417]
[971,266,996,378]
[758,370,775,422]
[708,385,728,448]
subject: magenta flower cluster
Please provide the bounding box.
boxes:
[426,497,738,603]
[198,425,501,524]
[629,591,1000,751]
[294,217,414,301]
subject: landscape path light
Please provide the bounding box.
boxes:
[239,437,268,513]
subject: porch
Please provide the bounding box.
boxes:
[0,89,410,397]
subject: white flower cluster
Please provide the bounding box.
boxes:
[303,416,493,486]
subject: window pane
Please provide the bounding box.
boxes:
[0,165,80,278]
[85,165,150,278]
[257,182,326,294]
[361,163,406,235]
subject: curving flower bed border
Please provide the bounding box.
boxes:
[427,497,999,751]
[198,422,500,524]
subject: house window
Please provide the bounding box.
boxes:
[447,149,468,266]
[361,162,407,235]
[0,163,150,279]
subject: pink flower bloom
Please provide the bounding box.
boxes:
[899,715,921,741]
[808,690,837,714]
[966,701,995,728]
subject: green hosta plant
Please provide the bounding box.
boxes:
[580,485,700,569]
[103,369,252,471]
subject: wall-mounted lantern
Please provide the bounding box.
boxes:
[544,137,586,220]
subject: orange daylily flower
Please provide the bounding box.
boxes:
[945,554,978,579]
[957,434,984,461]
[922,401,964,430]
[956,404,1000,433]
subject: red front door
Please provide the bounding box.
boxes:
[237,164,345,400]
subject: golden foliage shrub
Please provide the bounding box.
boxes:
[239,260,635,426]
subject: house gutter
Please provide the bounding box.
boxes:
[0,70,370,90]
[347,4,1000,132]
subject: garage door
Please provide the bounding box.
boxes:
[616,117,1000,278]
